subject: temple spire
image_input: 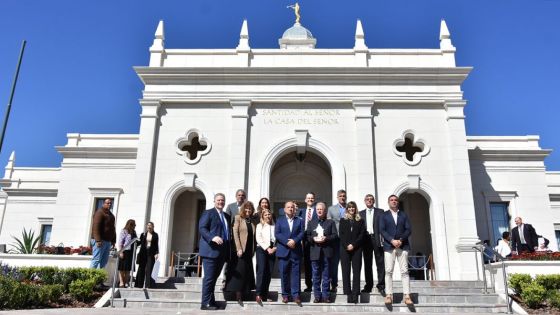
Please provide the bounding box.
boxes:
[3,151,15,179]
[149,20,165,67]
[237,19,250,51]
[439,19,455,51]
[354,19,368,51]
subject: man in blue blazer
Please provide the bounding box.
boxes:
[299,192,318,292]
[275,200,305,304]
[198,193,231,310]
[379,194,413,306]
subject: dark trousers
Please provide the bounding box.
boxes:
[255,247,275,297]
[311,253,330,299]
[363,234,385,290]
[278,255,301,298]
[330,238,340,289]
[518,243,534,253]
[341,247,362,296]
[201,256,226,307]
[303,241,313,289]
[135,254,155,288]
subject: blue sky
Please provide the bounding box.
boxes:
[0,0,559,170]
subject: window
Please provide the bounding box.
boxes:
[490,202,510,246]
[40,224,52,245]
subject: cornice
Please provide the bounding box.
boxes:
[135,67,472,86]
[468,148,552,162]
[55,147,138,159]
[2,188,58,198]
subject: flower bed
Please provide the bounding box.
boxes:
[510,251,560,261]
[0,263,107,310]
[36,244,92,255]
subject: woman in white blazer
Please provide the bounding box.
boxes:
[255,208,277,304]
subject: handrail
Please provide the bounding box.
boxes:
[111,237,139,308]
[472,243,513,314]
[407,255,430,280]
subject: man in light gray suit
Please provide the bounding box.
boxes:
[224,189,246,223]
[326,189,347,292]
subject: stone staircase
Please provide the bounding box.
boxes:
[111,277,508,313]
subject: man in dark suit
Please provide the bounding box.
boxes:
[511,216,539,253]
[275,201,305,304]
[299,192,318,292]
[359,194,386,295]
[198,193,231,310]
[379,195,413,306]
[306,202,338,303]
[224,189,246,222]
[326,189,347,292]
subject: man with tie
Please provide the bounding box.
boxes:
[359,194,386,295]
[379,195,413,306]
[198,193,231,310]
[299,192,318,292]
[306,202,338,303]
[327,189,347,292]
[275,201,305,304]
[511,216,539,254]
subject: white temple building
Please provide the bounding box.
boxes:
[0,18,559,281]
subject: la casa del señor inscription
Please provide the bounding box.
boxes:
[261,109,340,125]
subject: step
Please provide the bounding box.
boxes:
[167,283,486,294]
[160,277,486,288]
[112,299,508,313]
[118,288,501,304]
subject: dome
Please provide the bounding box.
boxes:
[281,23,314,40]
[279,22,316,49]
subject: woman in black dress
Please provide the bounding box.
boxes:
[226,200,256,303]
[117,219,137,287]
[135,221,159,288]
[339,201,366,303]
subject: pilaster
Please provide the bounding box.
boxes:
[228,99,251,195]
[131,99,161,229]
[353,100,376,200]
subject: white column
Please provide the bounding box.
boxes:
[353,100,377,200]
[131,100,161,230]
[228,100,251,196]
[445,100,480,280]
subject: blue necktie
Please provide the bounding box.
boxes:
[219,212,228,240]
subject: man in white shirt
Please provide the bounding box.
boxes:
[300,192,318,292]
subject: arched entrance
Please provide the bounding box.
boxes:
[170,190,206,254]
[399,192,433,279]
[270,150,332,212]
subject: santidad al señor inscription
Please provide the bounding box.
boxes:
[261,109,340,125]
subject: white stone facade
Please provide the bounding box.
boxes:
[0,20,557,281]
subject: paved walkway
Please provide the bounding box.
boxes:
[0,308,497,315]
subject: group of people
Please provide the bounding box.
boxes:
[492,216,550,260]
[198,189,415,310]
[89,198,160,288]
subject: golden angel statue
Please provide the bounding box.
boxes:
[287,3,301,24]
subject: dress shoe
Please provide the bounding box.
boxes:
[347,295,354,303]
[304,287,313,292]
[313,298,321,303]
[236,292,242,302]
[377,287,386,296]
[294,296,302,304]
[330,286,338,293]
[384,295,393,305]
[282,296,289,303]
[404,294,414,305]
[255,295,262,304]
[321,297,331,303]
[361,288,371,293]
[200,304,218,310]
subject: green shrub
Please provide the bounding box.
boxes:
[521,282,547,309]
[535,274,560,291]
[547,289,560,309]
[69,278,96,302]
[509,273,532,294]
[0,276,17,309]
[37,284,64,305]
[16,267,106,292]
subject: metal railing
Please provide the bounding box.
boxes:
[173,252,201,277]
[110,237,139,308]
[407,254,433,280]
[472,243,512,314]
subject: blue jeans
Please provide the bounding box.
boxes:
[90,239,111,269]
[311,254,330,299]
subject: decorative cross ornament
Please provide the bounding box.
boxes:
[175,129,212,164]
[392,130,430,166]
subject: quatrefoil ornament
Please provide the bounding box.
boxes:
[176,129,212,165]
[392,130,430,166]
